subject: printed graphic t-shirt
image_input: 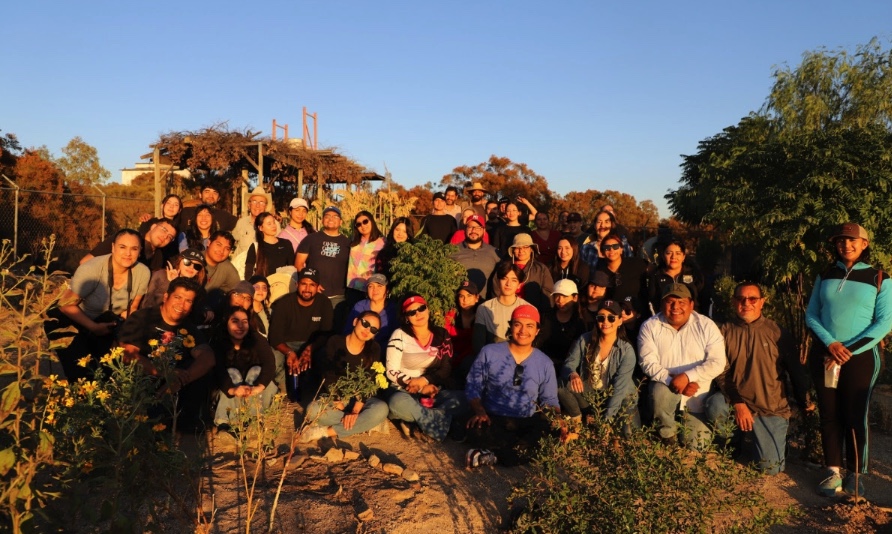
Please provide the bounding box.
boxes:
[297,232,351,297]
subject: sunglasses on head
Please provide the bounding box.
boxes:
[182,258,203,271]
[359,318,380,334]
[513,364,525,386]
[405,304,428,317]
[596,314,618,324]
[355,219,371,228]
[601,243,623,251]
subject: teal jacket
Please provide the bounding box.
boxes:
[806,261,892,354]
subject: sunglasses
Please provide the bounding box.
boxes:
[182,258,203,271]
[405,304,428,317]
[734,296,761,304]
[359,318,380,334]
[601,243,623,251]
[596,314,618,324]
[355,219,371,228]
[513,364,525,387]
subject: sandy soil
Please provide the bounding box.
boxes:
[186,403,892,534]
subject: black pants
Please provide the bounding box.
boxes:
[809,346,880,473]
[467,413,554,466]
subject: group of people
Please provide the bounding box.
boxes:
[51,180,891,495]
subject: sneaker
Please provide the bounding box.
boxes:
[466,448,497,469]
[843,472,866,497]
[299,425,330,443]
[817,471,842,497]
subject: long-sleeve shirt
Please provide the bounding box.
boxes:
[805,261,892,355]
[346,237,385,291]
[718,316,808,418]
[637,310,726,412]
[385,327,453,389]
[466,342,559,418]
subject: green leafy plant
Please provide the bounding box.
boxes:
[388,235,468,326]
[509,389,791,533]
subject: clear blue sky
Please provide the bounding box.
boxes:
[3,1,890,217]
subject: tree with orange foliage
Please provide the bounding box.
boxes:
[441,155,555,213]
[554,189,659,232]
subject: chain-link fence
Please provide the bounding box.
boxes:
[0,186,153,263]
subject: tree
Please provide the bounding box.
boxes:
[56,136,112,186]
[0,130,21,174]
[441,155,555,212]
[554,189,659,230]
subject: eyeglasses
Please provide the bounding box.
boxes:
[601,243,623,251]
[249,199,268,205]
[405,304,428,317]
[359,318,380,335]
[734,296,762,304]
[513,364,525,386]
[182,258,203,271]
[355,219,371,228]
[595,314,618,324]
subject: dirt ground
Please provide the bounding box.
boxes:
[185,402,892,534]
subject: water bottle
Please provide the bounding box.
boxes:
[824,364,840,389]
[287,372,301,402]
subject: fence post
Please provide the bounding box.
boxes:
[92,184,107,242]
[2,174,19,259]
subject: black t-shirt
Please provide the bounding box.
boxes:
[421,214,458,244]
[267,293,334,350]
[245,239,296,279]
[117,306,207,367]
[296,232,351,297]
[492,225,532,259]
[315,334,381,395]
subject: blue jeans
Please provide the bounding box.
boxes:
[214,382,278,426]
[650,381,712,448]
[305,397,389,438]
[388,389,468,441]
[704,393,789,474]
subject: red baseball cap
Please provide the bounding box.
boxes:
[511,304,540,323]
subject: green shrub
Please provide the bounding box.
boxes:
[388,235,467,326]
[509,390,791,533]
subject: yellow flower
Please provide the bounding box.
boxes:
[77,355,92,368]
[148,339,159,347]
[47,374,58,384]
[134,415,149,423]
[174,354,182,361]
[100,353,115,365]
[127,447,139,459]
[96,390,110,402]
[152,423,167,432]
[63,397,75,408]
[375,374,388,389]
[371,362,385,374]
[46,412,56,424]
[183,336,195,348]
[82,381,97,394]
[57,379,69,387]
[178,328,189,336]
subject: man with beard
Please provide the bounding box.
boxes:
[295,206,351,309]
[81,218,177,272]
[117,277,215,430]
[462,182,489,219]
[443,186,463,221]
[268,267,334,395]
[451,215,500,299]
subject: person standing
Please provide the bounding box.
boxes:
[244,212,295,279]
[806,222,892,497]
[278,197,315,252]
[451,215,501,299]
[443,186,463,221]
[295,206,351,313]
[233,186,277,257]
[421,192,459,244]
[462,182,489,219]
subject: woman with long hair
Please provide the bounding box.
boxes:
[375,216,414,279]
[594,232,649,337]
[558,299,639,429]
[178,204,219,252]
[806,222,892,497]
[141,248,207,309]
[646,238,705,315]
[346,210,385,306]
[444,280,481,377]
[492,201,531,258]
[551,235,590,288]
[245,212,295,279]
[249,275,272,337]
[386,294,465,441]
[580,211,632,269]
[540,279,587,369]
[212,306,278,429]
[139,194,183,243]
[473,261,530,354]
[300,311,390,442]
